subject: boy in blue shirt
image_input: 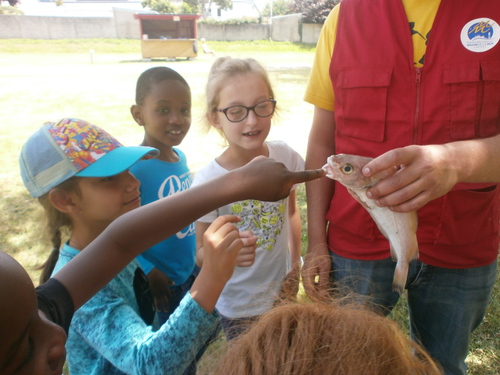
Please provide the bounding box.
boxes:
[130,67,210,374]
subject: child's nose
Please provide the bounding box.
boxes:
[245,109,259,126]
[125,171,140,190]
[167,110,183,124]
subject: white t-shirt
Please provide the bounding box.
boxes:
[191,141,305,318]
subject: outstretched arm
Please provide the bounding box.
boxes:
[363,134,500,212]
[53,156,325,310]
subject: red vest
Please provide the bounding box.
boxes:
[327,0,500,268]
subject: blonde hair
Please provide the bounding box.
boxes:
[36,177,80,284]
[213,299,442,375]
[203,56,276,135]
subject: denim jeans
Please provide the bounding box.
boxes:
[157,266,221,375]
[329,251,497,375]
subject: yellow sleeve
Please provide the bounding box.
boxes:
[303,4,340,112]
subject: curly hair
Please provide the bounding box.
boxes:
[135,66,189,106]
[213,298,442,375]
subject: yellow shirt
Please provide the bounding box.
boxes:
[304,0,441,111]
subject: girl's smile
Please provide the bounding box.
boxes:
[243,130,262,137]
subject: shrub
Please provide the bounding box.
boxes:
[290,0,339,24]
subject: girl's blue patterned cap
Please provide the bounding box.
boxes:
[20,118,159,198]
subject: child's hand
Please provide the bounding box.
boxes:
[190,215,245,313]
[146,268,174,312]
[235,230,257,267]
[202,215,245,284]
[234,156,326,202]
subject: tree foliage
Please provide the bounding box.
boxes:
[289,0,339,24]
[183,0,200,13]
[262,0,291,17]
[140,0,231,15]
[185,0,232,18]
[141,0,176,14]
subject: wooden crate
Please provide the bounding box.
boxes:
[140,39,198,59]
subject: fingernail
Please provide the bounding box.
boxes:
[366,191,372,199]
[363,167,371,175]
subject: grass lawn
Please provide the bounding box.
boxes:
[0,39,498,374]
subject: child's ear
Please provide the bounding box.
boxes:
[49,189,77,214]
[130,105,144,126]
[207,111,221,129]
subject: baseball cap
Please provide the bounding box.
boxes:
[20,118,159,198]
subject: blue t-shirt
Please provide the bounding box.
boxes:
[130,148,196,285]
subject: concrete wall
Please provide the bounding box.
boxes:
[271,13,301,43]
[301,22,323,45]
[0,11,322,43]
[113,8,142,39]
[198,23,269,41]
[0,15,116,39]
[198,14,313,43]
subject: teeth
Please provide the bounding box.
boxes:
[169,130,182,135]
[244,131,259,136]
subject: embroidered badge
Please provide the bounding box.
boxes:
[460,18,500,53]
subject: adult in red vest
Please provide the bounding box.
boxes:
[303,1,500,374]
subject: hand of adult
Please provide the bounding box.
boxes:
[302,243,332,300]
[363,144,459,212]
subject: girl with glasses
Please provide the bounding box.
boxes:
[192,57,305,341]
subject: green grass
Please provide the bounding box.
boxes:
[0,39,498,374]
[0,38,316,54]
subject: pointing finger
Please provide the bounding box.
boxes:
[291,168,326,184]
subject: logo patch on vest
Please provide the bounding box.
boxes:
[460,18,500,52]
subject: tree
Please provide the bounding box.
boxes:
[192,0,233,19]
[183,0,201,13]
[142,0,176,14]
[289,0,338,24]
[262,0,291,17]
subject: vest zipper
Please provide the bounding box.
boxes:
[414,67,422,144]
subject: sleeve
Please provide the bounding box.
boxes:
[303,5,340,111]
[136,254,155,275]
[69,277,219,375]
[36,278,75,334]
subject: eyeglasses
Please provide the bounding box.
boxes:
[217,99,276,123]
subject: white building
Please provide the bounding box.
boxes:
[205,0,267,20]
